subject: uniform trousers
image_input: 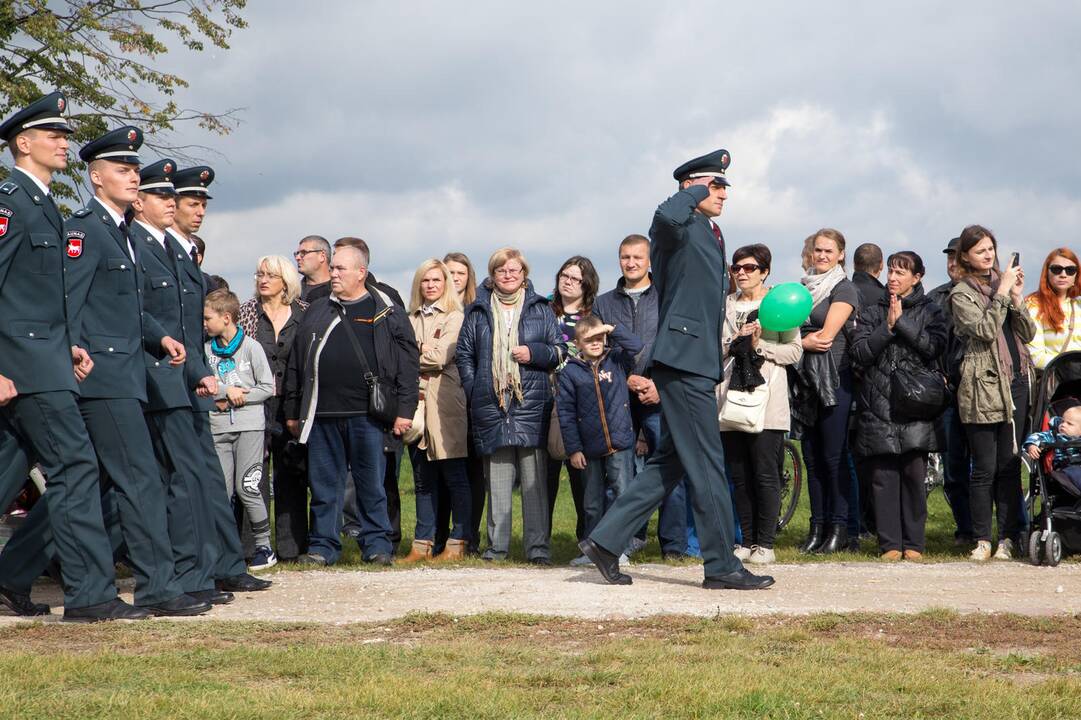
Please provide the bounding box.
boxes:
[590,365,741,577]
[145,408,216,593]
[0,392,116,608]
[214,429,272,549]
[191,410,248,578]
[483,446,549,561]
[0,399,182,605]
[867,451,928,553]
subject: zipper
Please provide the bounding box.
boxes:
[591,364,614,454]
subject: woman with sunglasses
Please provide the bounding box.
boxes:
[718,245,802,564]
[1025,248,1081,369]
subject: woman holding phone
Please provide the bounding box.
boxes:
[948,226,1036,562]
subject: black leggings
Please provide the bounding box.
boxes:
[721,430,784,549]
[963,377,1028,543]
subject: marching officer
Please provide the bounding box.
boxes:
[0,129,212,616]
[580,149,775,590]
[0,91,148,621]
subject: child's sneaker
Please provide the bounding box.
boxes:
[249,546,277,572]
[970,540,992,562]
[993,538,1015,561]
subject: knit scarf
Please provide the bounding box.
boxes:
[490,286,525,409]
[965,270,1031,380]
[801,264,847,310]
[210,328,244,380]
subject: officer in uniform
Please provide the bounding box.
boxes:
[0,91,150,621]
[131,159,237,604]
[580,149,775,591]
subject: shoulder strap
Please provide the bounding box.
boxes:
[335,305,375,378]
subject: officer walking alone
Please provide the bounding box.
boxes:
[579,149,775,591]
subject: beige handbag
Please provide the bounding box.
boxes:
[547,402,567,460]
[402,383,426,446]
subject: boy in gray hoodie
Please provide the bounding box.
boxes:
[203,289,276,570]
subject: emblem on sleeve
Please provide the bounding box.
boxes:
[0,217,8,237]
[66,235,83,258]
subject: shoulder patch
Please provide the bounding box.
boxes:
[0,182,16,195]
[66,234,83,258]
[73,207,92,217]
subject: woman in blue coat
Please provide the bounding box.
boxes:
[456,247,561,563]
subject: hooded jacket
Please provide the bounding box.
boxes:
[455,279,561,455]
[848,284,948,456]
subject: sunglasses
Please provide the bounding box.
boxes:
[730,263,762,274]
[1049,264,1079,277]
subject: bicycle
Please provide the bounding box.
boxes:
[777,438,803,531]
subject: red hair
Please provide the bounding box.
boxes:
[1027,248,1081,333]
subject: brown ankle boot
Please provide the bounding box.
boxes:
[400,539,433,563]
[434,538,467,562]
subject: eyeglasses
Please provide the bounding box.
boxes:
[1049,264,1078,277]
[730,263,762,274]
[494,267,523,277]
[558,272,583,286]
[254,271,282,280]
[294,249,323,259]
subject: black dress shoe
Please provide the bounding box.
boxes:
[190,589,234,605]
[141,594,212,617]
[0,585,50,616]
[578,538,632,585]
[364,553,394,566]
[62,598,153,623]
[217,573,272,592]
[702,568,775,590]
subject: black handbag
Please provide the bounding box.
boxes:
[335,306,399,427]
[890,361,951,421]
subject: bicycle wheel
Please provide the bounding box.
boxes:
[777,440,803,531]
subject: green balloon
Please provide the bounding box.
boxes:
[758,282,814,332]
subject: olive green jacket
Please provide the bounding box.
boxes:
[948,280,1037,425]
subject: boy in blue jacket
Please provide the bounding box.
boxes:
[558,316,643,566]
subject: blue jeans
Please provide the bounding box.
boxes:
[410,448,471,542]
[633,405,688,555]
[582,449,634,538]
[307,415,392,563]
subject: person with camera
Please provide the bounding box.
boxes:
[849,252,948,560]
[948,226,1036,562]
[238,255,310,563]
[284,243,419,566]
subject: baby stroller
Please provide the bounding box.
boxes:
[1025,351,1081,566]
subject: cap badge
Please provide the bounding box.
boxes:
[57,97,65,111]
[164,162,172,173]
[127,129,137,142]
[199,170,210,182]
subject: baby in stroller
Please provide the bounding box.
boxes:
[1024,405,1081,496]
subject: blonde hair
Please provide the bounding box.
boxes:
[254,255,302,305]
[487,246,530,280]
[409,259,462,314]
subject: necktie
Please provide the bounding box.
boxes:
[710,221,725,253]
[190,246,199,264]
[118,221,133,260]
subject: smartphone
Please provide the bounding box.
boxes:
[1009,252,1020,268]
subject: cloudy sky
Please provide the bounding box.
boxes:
[135,2,1081,296]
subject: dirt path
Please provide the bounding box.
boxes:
[4,561,1079,624]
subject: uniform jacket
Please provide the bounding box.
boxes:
[718,295,803,433]
[167,229,214,411]
[949,279,1038,425]
[456,279,561,456]
[647,184,727,381]
[284,281,420,444]
[848,285,948,456]
[64,197,167,401]
[132,220,192,411]
[0,171,77,394]
[409,306,468,460]
[556,324,642,459]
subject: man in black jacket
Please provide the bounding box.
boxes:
[580,149,773,590]
[285,243,419,566]
[592,234,689,559]
[852,243,887,311]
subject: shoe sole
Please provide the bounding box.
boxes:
[61,614,151,623]
[144,606,213,617]
[248,558,278,572]
[702,578,776,590]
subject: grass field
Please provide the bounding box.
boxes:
[312,449,1017,570]
[3,612,1080,719]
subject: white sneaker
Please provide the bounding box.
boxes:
[733,544,752,561]
[970,540,992,562]
[747,546,775,564]
[569,554,592,567]
[993,538,1015,561]
[618,553,630,566]
[249,546,277,571]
